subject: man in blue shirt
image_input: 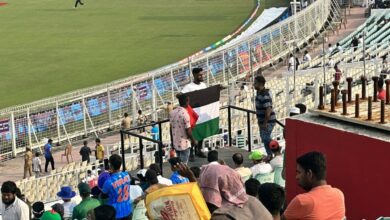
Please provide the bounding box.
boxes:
[102,154,132,220]
[168,157,189,184]
[44,139,55,172]
[254,75,276,158]
[150,122,159,141]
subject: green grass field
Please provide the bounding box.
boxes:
[0,0,287,109]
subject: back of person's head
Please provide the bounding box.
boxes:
[232,153,244,165]
[258,183,285,216]
[245,178,260,197]
[35,152,40,157]
[336,42,340,46]
[83,140,88,146]
[295,103,307,114]
[255,75,266,85]
[1,181,17,194]
[297,151,327,181]
[149,163,161,175]
[95,138,101,143]
[192,67,203,75]
[124,112,128,117]
[145,169,159,185]
[208,150,218,163]
[190,166,201,178]
[290,54,293,57]
[32,201,45,218]
[94,205,116,220]
[237,130,242,135]
[168,157,181,167]
[305,50,308,54]
[177,94,188,107]
[52,203,64,218]
[109,154,122,171]
[269,140,281,153]
[138,109,142,115]
[328,43,332,47]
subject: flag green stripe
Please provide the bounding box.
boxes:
[192,117,219,141]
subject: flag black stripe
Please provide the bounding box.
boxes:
[185,85,220,108]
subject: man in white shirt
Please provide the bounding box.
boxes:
[328,43,333,54]
[232,152,252,181]
[56,186,77,219]
[269,140,283,169]
[32,152,42,178]
[302,51,311,63]
[0,181,29,220]
[249,151,273,177]
[181,67,208,161]
[336,43,343,53]
[149,163,172,185]
[288,54,295,72]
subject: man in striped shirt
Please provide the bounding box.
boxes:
[254,75,276,157]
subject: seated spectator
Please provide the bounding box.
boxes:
[0,181,29,220]
[136,169,149,191]
[72,183,101,220]
[302,51,311,63]
[207,150,219,166]
[41,210,62,220]
[258,183,285,220]
[249,151,273,177]
[168,157,189,184]
[144,169,168,194]
[289,107,300,117]
[269,140,283,169]
[236,130,245,148]
[195,163,273,219]
[149,163,172,185]
[52,203,64,220]
[32,201,45,220]
[244,178,260,198]
[87,204,116,220]
[282,152,345,219]
[56,186,77,219]
[378,77,386,101]
[102,154,132,219]
[232,153,252,181]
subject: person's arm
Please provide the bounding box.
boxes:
[263,106,272,128]
[175,163,197,182]
[20,202,30,220]
[186,127,197,146]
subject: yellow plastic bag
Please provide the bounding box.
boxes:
[145,182,211,220]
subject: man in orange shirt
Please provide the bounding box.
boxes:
[282,151,345,220]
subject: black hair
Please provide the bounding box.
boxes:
[83,140,88,146]
[258,183,286,215]
[192,67,203,75]
[237,130,242,135]
[177,94,188,107]
[32,201,45,217]
[207,150,218,163]
[255,75,266,85]
[35,152,40,157]
[94,205,116,220]
[295,103,307,114]
[109,154,122,171]
[296,151,327,180]
[168,157,182,167]
[124,113,128,117]
[80,192,90,198]
[245,178,260,197]
[138,109,142,114]
[1,181,17,194]
[190,166,201,178]
[149,163,161,175]
[95,138,101,143]
[232,153,244,165]
[145,169,159,185]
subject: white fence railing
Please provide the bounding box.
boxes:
[0,0,335,160]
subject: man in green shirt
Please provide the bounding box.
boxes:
[72,183,101,220]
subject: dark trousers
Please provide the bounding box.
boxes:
[190,140,203,156]
[45,156,55,172]
[75,0,83,7]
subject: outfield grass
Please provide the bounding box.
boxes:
[0,0,287,109]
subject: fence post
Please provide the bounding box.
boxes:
[236,47,239,76]
[206,56,210,86]
[139,138,144,169]
[82,96,88,137]
[107,86,112,129]
[56,101,61,143]
[152,79,157,121]
[10,112,17,157]
[228,106,232,147]
[171,70,175,103]
[247,111,252,152]
[158,142,163,176]
[120,130,126,171]
[222,53,226,84]
[27,108,32,148]
[131,84,137,124]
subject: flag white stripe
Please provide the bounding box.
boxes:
[193,101,220,124]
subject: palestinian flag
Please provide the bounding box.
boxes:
[186,85,220,141]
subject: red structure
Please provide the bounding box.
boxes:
[285,115,390,219]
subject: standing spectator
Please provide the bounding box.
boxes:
[95,138,104,163]
[136,110,148,133]
[232,153,252,181]
[351,36,359,51]
[23,147,33,178]
[258,183,285,220]
[32,152,42,178]
[288,54,295,72]
[32,201,45,220]
[181,67,208,160]
[244,178,261,197]
[378,77,386,101]
[149,163,172,186]
[327,43,333,54]
[249,151,273,177]
[121,113,132,139]
[64,144,74,164]
[334,64,342,82]
[150,122,159,141]
[168,157,189,184]
[302,51,311,63]
[169,94,196,164]
[44,139,55,172]
[80,140,92,164]
[102,154,133,220]
[269,140,283,169]
[56,186,77,219]
[282,152,345,219]
[254,75,276,157]
[0,181,30,220]
[72,183,101,220]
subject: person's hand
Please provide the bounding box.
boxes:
[174,163,197,182]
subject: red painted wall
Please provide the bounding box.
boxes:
[285,118,390,220]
